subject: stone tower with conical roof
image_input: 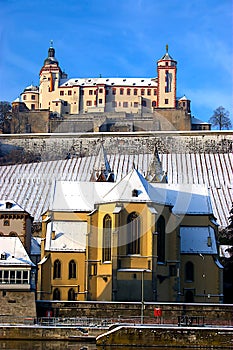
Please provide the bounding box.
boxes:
[157,45,177,108]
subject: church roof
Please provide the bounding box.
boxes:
[0,150,231,227]
[45,221,86,252]
[180,226,218,254]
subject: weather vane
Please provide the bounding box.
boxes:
[166,44,168,52]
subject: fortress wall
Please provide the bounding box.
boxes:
[0,131,232,162]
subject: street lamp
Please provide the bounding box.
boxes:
[141,269,150,324]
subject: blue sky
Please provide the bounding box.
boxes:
[0,0,232,122]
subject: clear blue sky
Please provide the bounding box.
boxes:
[0,0,232,122]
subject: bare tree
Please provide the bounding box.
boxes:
[0,101,11,130]
[209,106,232,130]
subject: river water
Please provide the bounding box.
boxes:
[0,341,225,350]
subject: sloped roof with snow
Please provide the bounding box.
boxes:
[180,226,218,254]
[0,152,231,227]
[45,221,86,252]
[0,237,34,267]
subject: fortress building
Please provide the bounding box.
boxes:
[8,44,210,133]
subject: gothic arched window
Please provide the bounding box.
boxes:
[127,212,140,255]
[102,215,112,262]
[53,259,61,279]
[157,215,165,263]
[69,260,77,279]
[68,288,76,301]
[53,288,60,300]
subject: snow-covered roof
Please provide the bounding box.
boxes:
[31,237,41,255]
[178,95,189,101]
[180,226,218,254]
[60,77,157,88]
[191,117,211,125]
[0,237,34,266]
[153,183,213,215]
[0,200,26,212]
[51,169,213,217]
[45,221,86,251]
[0,150,231,227]
[51,181,113,211]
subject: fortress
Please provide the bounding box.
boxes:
[4,45,210,134]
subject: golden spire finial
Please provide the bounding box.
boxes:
[166,44,168,53]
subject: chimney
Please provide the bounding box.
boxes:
[51,230,56,240]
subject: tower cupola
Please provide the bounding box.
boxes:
[44,41,59,66]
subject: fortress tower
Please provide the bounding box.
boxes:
[157,45,177,108]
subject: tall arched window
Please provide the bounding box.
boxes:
[68,288,76,301]
[53,288,60,300]
[157,215,165,263]
[127,212,140,255]
[102,215,112,262]
[69,260,77,279]
[185,261,194,282]
[53,259,61,279]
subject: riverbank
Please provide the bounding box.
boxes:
[0,323,233,348]
[96,324,233,348]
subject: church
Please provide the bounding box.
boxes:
[37,145,223,303]
[8,44,210,133]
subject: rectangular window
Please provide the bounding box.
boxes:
[31,104,35,110]
[127,89,131,95]
[60,91,64,96]
[23,95,26,100]
[63,101,68,106]
[134,102,138,107]
[141,89,145,95]
[120,89,124,95]
[165,99,169,104]
[142,100,147,107]
[86,101,92,106]
[134,89,137,95]
[68,90,72,95]
[123,102,128,108]
[89,90,93,95]
[31,95,35,100]
[147,89,151,96]
[154,89,157,95]
[99,88,103,93]
[112,88,116,95]
[99,99,103,104]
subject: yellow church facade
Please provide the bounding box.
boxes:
[38,149,223,303]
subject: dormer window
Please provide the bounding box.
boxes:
[132,189,139,197]
[6,202,13,209]
[1,253,6,260]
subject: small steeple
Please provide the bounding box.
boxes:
[145,148,163,182]
[90,142,114,182]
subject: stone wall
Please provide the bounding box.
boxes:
[0,291,36,321]
[0,131,232,164]
[37,300,233,325]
